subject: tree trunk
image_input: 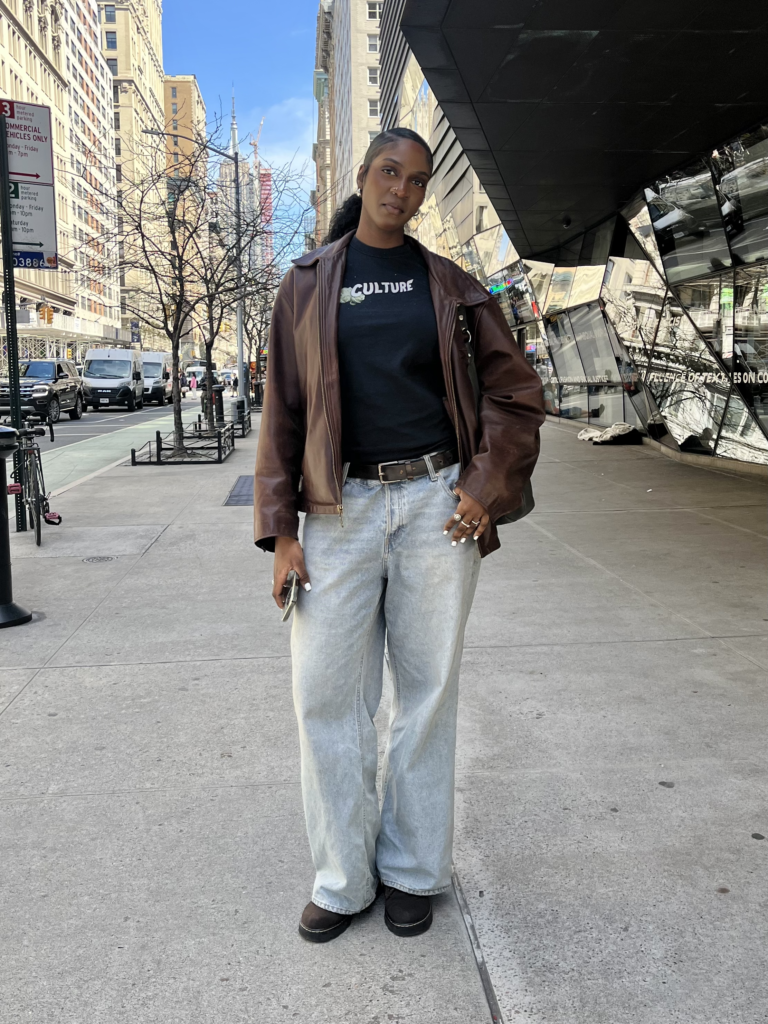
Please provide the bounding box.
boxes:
[171,332,184,446]
[204,341,215,431]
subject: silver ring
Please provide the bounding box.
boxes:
[471,519,480,526]
[453,512,462,521]
[460,520,472,528]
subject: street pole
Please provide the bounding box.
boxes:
[0,115,26,532]
[233,150,246,409]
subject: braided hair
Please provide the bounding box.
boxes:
[322,127,433,245]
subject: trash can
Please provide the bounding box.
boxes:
[212,384,226,427]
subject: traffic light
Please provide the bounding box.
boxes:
[39,305,54,325]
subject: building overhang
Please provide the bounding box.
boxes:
[401,0,768,259]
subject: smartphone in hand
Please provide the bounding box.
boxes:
[281,570,300,623]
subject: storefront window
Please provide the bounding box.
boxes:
[624,201,664,271]
[522,260,554,316]
[733,265,768,430]
[569,303,620,383]
[487,261,538,326]
[713,124,768,266]
[567,265,605,309]
[675,275,733,360]
[544,313,585,382]
[601,257,665,376]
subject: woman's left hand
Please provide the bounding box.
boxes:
[443,488,489,544]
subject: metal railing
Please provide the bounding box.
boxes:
[131,421,235,465]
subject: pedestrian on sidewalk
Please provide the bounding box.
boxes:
[189,373,197,393]
[254,127,544,944]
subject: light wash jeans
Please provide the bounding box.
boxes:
[291,460,481,915]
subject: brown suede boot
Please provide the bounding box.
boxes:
[298,902,353,943]
[383,885,433,937]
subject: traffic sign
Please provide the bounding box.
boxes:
[0,100,54,186]
[8,180,58,270]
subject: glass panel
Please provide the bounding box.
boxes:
[645,294,729,453]
[487,261,538,325]
[558,385,589,420]
[625,201,664,271]
[623,393,643,429]
[566,265,605,309]
[674,274,734,361]
[645,158,732,284]
[522,260,554,316]
[474,224,519,280]
[714,124,768,266]
[527,322,559,414]
[601,257,666,375]
[543,268,575,314]
[715,391,768,464]
[733,265,768,431]
[630,384,678,447]
[587,385,625,427]
[544,313,586,382]
[569,302,621,384]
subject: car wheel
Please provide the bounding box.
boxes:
[68,394,83,420]
[126,392,136,412]
[48,396,61,423]
[137,395,144,409]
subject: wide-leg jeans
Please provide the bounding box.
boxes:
[291,461,481,915]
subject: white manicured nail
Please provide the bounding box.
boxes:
[460,537,467,543]
[443,530,448,535]
[304,583,311,592]
[451,541,457,547]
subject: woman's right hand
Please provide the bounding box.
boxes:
[272,536,311,609]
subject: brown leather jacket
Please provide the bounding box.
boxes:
[254,231,545,557]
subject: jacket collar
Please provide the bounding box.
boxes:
[293,230,489,306]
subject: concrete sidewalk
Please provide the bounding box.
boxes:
[1,418,766,1023]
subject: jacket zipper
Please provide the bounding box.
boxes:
[317,259,344,524]
[447,302,465,471]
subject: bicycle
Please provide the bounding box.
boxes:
[3,415,62,546]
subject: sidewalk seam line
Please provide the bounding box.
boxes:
[452,866,506,1024]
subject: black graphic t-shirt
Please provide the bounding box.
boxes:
[337,235,456,463]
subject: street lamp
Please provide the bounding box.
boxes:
[142,128,247,409]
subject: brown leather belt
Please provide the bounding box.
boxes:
[347,449,458,483]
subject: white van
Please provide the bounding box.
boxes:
[82,348,144,411]
[142,351,173,405]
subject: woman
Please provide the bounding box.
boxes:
[254,127,544,943]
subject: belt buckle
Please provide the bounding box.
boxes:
[377,459,401,483]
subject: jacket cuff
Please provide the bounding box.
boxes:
[254,512,300,553]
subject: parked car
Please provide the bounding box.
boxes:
[82,348,144,411]
[142,351,173,405]
[0,358,85,422]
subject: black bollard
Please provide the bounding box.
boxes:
[0,426,32,628]
[212,384,226,427]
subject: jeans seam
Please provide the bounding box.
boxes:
[379,638,401,809]
[355,591,383,907]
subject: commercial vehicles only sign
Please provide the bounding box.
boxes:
[1,100,58,269]
[0,99,55,185]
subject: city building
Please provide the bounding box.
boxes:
[0,0,126,368]
[312,0,382,237]
[376,2,768,467]
[163,73,205,179]
[98,0,163,342]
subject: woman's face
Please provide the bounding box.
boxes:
[357,139,431,235]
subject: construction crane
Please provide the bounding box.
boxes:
[250,117,265,165]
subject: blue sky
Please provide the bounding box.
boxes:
[163,0,318,170]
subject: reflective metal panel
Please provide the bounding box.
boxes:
[569,303,620,383]
[601,257,665,375]
[487,261,538,325]
[587,385,625,427]
[715,391,768,463]
[645,158,732,284]
[674,275,734,360]
[625,201,664,271]
[544,313,585,382]
[567,265,605,309]
[474,224,519,279]
[558,385,589,420]
[733,266,768,431]
[543,268,575,314]
[645,294,729,452]
[522,260,554,316]
[714,124,768,266]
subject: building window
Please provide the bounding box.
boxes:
[171,103,177,115]
[368,98,379,118]
[367,34,379,53]
[114,138,121,156]
[107,58,117,75]
[368,66,379,86]
[369,131,379,144]
[105,31,117,49]
[104,5,116,22]
[172,120,178,130]
[113,83,120,103]
[173,136,178,147]
[115,164,122,182]
[171,86,177,98]
[476,205,487,233]
[173,152,179,164]
[367,2,382,19]
[114,112,120,129]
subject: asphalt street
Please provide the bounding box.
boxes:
[44,395,201,453]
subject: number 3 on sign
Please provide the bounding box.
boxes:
[0,100,14,117]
